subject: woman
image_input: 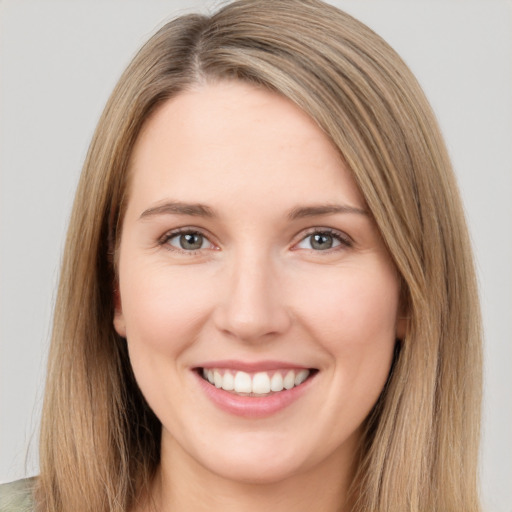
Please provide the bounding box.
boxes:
[0,0,482,511]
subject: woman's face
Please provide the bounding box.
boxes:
[114,81,404,485]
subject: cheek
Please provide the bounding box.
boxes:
[296,264,400,347]
[119,261,216,354]
[118,263,218,417]
[291,261,400,410]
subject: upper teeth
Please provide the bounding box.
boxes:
[202,368,310,395]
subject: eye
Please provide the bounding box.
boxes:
[295,230,350,251]
[164,230,213,252]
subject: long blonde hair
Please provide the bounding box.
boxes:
[36,1,482,511]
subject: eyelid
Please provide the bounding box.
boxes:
[157,225,353,255]
[291,227,353,251]
[158,226,218,254]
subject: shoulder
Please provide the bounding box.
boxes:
[0,478,36,512]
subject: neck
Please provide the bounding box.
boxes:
[143,433,359,512]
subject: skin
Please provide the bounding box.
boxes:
[114,81,405,512]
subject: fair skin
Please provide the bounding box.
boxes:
[114,81,404,512]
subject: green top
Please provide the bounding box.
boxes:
[0,478,35,512]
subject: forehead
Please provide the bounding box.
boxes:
[126,81,365,216]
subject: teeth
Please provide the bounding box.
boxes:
[234,371,252,393]
[283,370,295,390]
[270,372,284,392]
[221,371,234,391]
[295,369,309,386]
[252,372,271,394]
[202,368,311,395]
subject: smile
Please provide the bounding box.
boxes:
[201,368,312,396]
[194,362,318,418]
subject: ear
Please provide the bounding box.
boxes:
[395,280,409,340]
[395,315,408,340]
[113,286,126,338]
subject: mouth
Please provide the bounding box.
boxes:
[196,367,318,397]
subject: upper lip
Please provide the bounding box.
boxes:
[196,360,314,372]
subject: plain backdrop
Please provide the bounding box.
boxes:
[0,1,511,511]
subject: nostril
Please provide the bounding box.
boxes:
[211,274,292,341]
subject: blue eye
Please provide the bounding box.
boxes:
[296,231,348,251]
[166,231,211,251]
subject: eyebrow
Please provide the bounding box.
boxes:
[139,201,216,219]
[139,201,368,221]
[287,204,368,220]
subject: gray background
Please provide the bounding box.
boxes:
[1,1,511,511]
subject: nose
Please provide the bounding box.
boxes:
[213,251,292,342]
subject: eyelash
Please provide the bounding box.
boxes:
[158,228,215,255]
[295,228,353,252]
[158,227,353,255]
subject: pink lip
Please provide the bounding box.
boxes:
[193,365,316,419]
[198,359,311,372]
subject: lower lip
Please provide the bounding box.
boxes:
[193,371,315,418]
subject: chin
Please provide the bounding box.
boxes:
[185,429,334,486]
[202,454,309,485]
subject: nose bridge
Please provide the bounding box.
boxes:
[214,244,290,341]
